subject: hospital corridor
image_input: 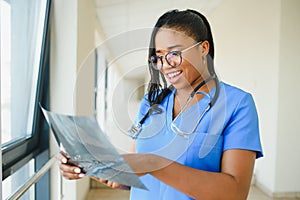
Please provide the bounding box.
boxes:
[1,0,300,200]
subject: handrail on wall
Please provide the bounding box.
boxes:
[6,156,56,200]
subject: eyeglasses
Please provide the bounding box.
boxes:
[149,41,202,70]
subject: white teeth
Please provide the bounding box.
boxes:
[167,71,181,78]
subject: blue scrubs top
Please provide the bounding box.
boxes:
[130,82,263,200]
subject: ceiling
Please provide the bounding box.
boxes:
[93,0,223,80]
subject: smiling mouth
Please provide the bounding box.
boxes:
[166,70,182,78]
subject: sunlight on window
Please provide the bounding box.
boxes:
[1,1,48,198]
[0,0,47,146]
[0,0,12,144]
[2,159,35,200]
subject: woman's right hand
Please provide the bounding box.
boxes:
[56,153,130,190]
[56,152,85,180]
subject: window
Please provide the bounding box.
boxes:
[2,160,35,199]
[1,0,51,199]
[1,0,47,146]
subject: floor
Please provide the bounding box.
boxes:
[86,186,300,200]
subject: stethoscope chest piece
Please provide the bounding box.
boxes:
[128,123,142,139]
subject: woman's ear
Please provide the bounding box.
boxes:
[201,40,210,56]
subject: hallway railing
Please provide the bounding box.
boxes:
[6,156,56,200]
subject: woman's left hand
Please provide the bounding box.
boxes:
[121,153,172,177]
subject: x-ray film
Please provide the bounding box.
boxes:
[41,107,147,190]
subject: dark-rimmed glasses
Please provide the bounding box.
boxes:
[149,41,202,70]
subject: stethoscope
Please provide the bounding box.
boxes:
[127,74,220,139]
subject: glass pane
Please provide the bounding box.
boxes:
[2,159,35,200]
[0,0,47,146]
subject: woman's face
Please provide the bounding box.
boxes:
[154,28,209,91]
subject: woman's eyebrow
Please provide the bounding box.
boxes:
[155,44,183,53]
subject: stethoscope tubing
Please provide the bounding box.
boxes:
[127,75,220,139]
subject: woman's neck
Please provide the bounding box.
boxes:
[175,74,214,99]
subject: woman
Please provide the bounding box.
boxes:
[58,9,263,200]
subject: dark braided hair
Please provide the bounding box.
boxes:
[147,9,217,106]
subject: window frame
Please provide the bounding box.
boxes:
[1,0,51,180]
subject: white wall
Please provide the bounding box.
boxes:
[276,0,300,193]
[50,0,105,199]
[207,0,300,196]
[106,75,144,153]
[50,0,78,199]
[208,0,280,192]
[75,0,109,199]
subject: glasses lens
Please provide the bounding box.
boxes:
[149,56,162,70]
[166,51,181,67]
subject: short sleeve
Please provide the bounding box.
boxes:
[223,93,263,158]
